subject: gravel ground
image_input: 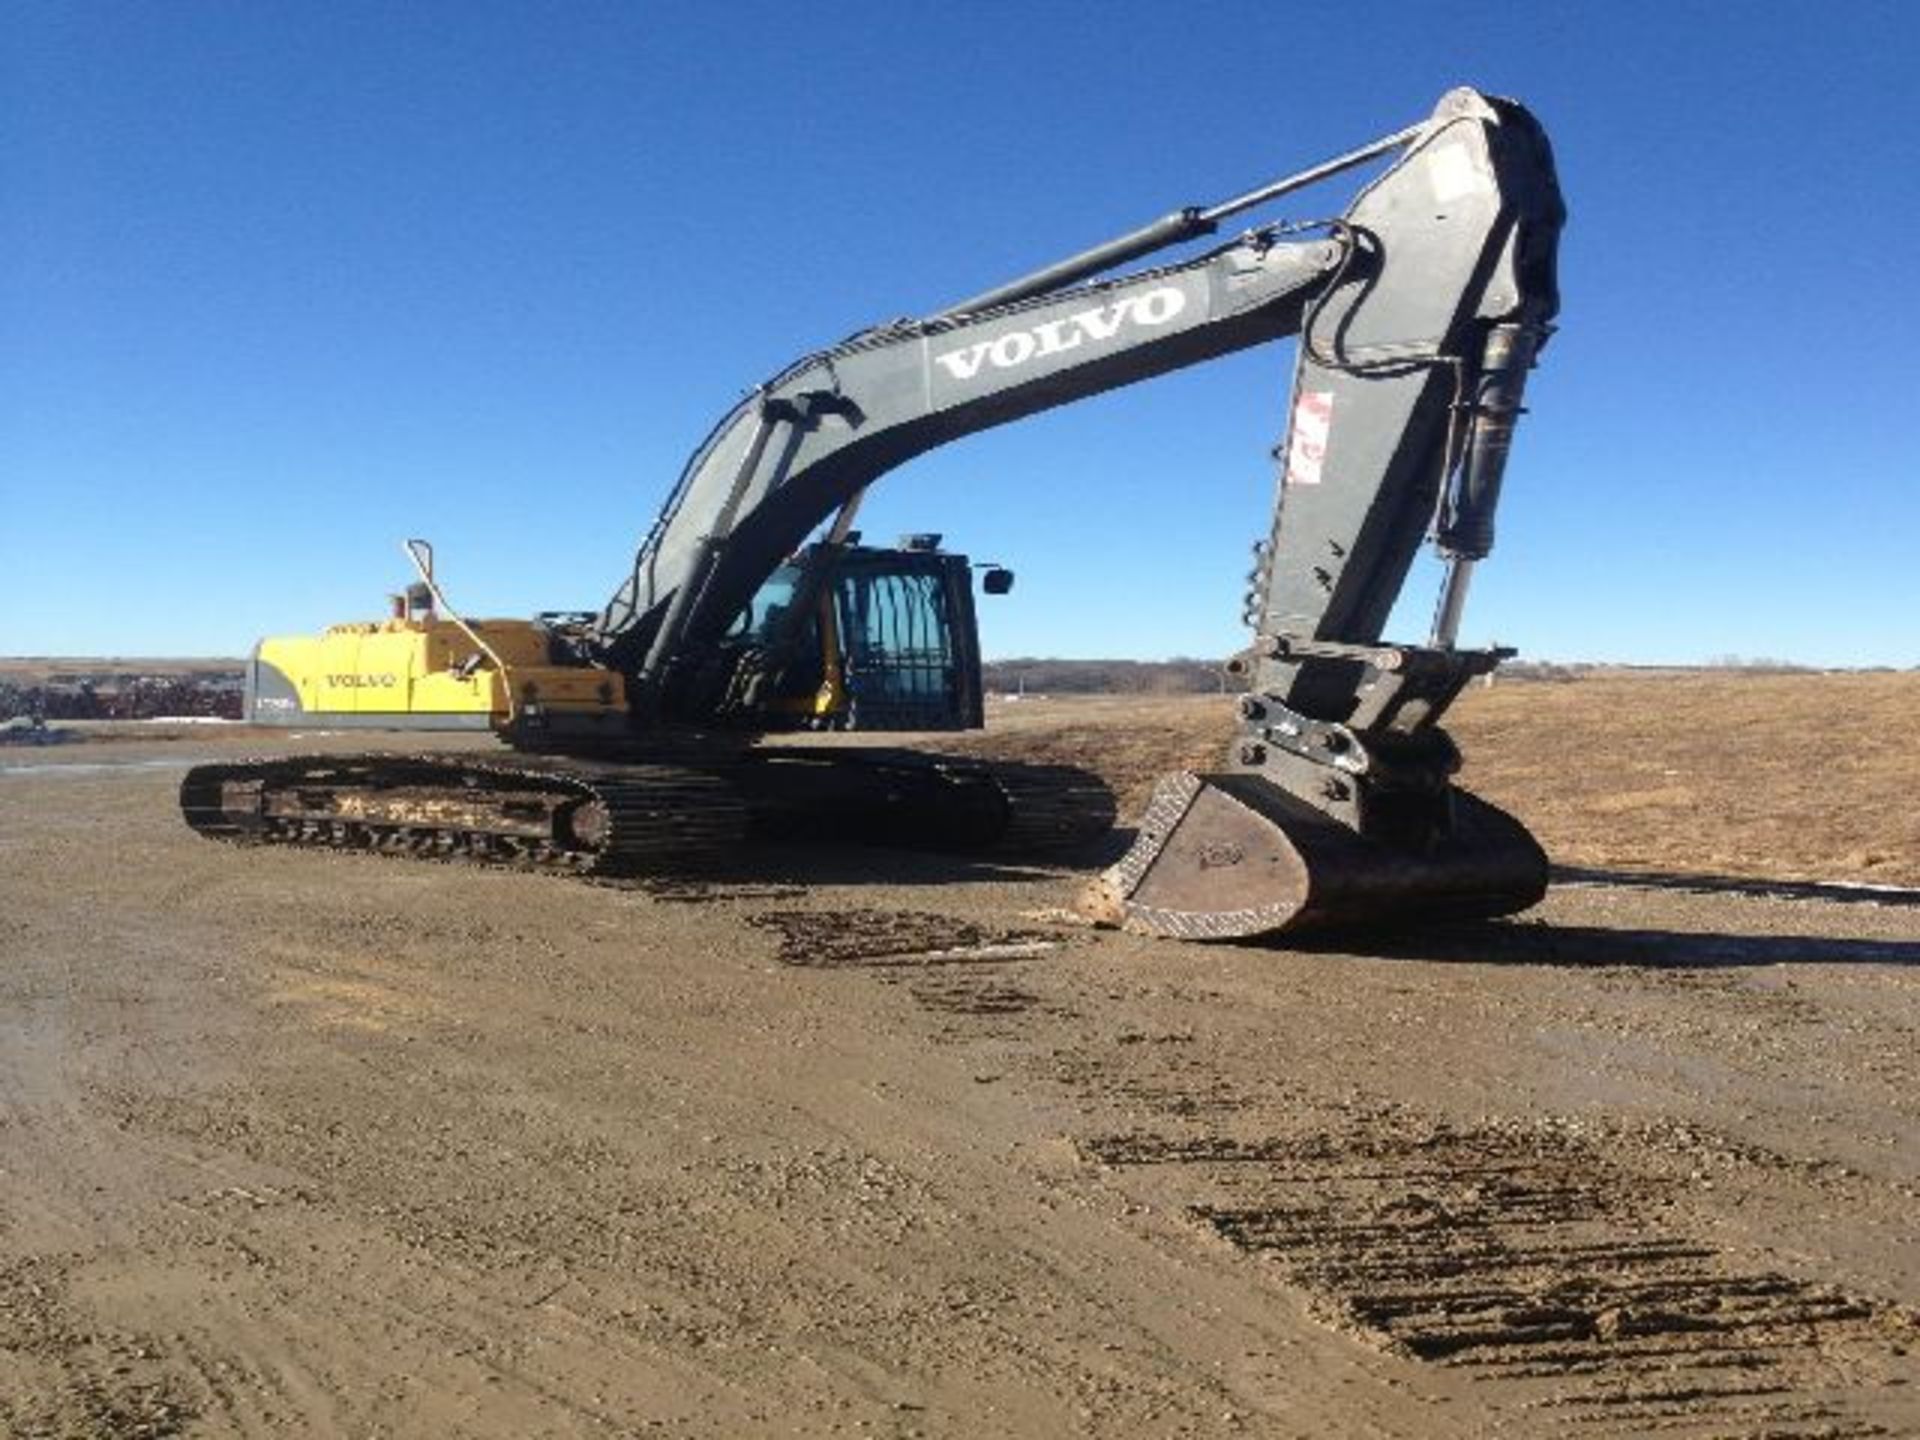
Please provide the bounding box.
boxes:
[1,716,1916,1438]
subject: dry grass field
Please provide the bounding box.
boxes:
[949,671,1920,888]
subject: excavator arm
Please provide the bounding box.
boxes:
[592,91,1560,711]
[590,220,1342,688]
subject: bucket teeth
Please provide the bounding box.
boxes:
[1083,770,1547,941]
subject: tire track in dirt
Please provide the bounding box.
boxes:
[748,908,1076,1042]
[99,1074,788,1434]
[747,908,1065,968]
[1083,1122,1916,1436]
[749,902,1920,1437]
[3,844,745,1438]
[0,903,362,1438]
[0,1255,199,1439]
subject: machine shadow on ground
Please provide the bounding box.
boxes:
[625,842,1920,970]
[609,825,1142,893]
[607,839,1104,895]
[1552,864,1920,907]
[1290,914,1920,969]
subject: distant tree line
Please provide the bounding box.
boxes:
[0,674,243,721]
[983,658,1244,695]
[981,656,1612,694]
[980,656,1919,694]
[1703,654,1817,673]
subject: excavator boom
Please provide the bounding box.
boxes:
[592,90,1559,718]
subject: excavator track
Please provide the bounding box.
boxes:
[740,747,1115,856]
[178,748,1116,879]
[718,747,996,850]
[972,760,1120,854]
[179,754,748,876]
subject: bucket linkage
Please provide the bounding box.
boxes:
[1084,640,1547,941]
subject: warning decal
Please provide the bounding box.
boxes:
[1285,390,1334,486]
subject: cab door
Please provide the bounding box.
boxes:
[831,553,982,730]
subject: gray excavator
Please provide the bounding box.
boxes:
[181,86,1565,942]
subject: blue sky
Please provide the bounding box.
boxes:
[4,1,1915,665]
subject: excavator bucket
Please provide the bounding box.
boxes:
[1084,771,1547,941]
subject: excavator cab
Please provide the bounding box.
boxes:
[717,537,990,732]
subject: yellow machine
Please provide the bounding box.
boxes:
[242,536,995,743]
[251,617,623,729]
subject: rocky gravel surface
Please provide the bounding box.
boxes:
[1,716,1916,1437]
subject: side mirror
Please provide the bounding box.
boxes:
[981,567,1015,596]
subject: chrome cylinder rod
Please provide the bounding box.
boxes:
[1429,558,1476,650]
[938,119,1423,319]
[1196,121,1424,226]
